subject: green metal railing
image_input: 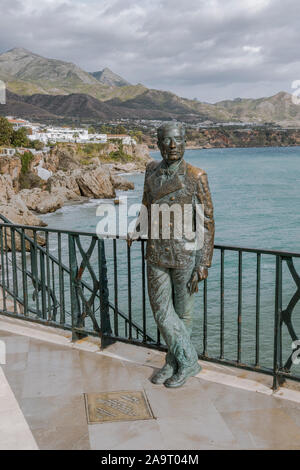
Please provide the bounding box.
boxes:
[0,215,300,390]
[0,215,153,345]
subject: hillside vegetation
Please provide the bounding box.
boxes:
[1,48,300,125]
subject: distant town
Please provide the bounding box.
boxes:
[1,115,300,160]
[4,117,138,146]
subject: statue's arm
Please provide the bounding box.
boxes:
[188,172,215,292]
[195,171,215,269]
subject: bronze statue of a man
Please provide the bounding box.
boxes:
[139,122,215,388]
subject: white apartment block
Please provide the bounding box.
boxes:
[28,127,108,144]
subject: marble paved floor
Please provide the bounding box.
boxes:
[1,328,300,450]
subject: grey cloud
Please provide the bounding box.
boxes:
[0,0,299,101]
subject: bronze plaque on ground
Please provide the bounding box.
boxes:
[84,390,154,424]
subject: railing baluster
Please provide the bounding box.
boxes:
[127,244,132,341]
[273,255,282,390]
[68,234,78,341]
[203,278,208,356]
[33,230,40,315]
[51,259,56,321]
[0,227,7,312]
[10,228,18,314]
[45,232,52,320]
[4,227,9,289]
[39,250,47,319]
[220,248,225,359]
[58,233,65,325]
[237,251,243,364]
[98,238,111,340]
[255,253,261,367]
[141,240,147,343]
[113,238,119,337]
[21,229,28,316]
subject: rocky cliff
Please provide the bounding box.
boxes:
[0,174,45,249]
[0,155,22,191]
[0,145,140,228]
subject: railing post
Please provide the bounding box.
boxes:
[98,238,112,347]
[68,234,82,341]
[0,227,7,312]
[273,255,282,390]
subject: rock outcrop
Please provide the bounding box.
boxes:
[0,156,22,191]
[48,144,81,172]
[110,174,134,191]
[0,174,45,249]
[18,188,66,214]
[47,170,81,200]
[73,166,116,199]
[98,143,152,171]
[47,164,134,199]
[0,146,137,246]
[0,175,43,225]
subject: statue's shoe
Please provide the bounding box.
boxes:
[151,363,176,384]
[164,363,201,388]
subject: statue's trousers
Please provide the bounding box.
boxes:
[147,260,199,368]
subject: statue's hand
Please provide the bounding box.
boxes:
[197,266,208,282]
[187,267,208,294]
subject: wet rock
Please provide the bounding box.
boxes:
[110,174,134,191]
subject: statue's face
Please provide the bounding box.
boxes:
[158,126,185,163]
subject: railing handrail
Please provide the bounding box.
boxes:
[1,220,299,259]
[0,215,153,341]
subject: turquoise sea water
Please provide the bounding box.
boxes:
[43,147,300,370]
[43,146,300,251]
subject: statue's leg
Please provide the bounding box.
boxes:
[163,261,201,388]
[171,263,195,338]
[147,262,199,386]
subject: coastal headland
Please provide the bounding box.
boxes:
[0,139,151,238]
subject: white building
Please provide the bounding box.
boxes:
[0,148,16,157]
[29,127,107,144]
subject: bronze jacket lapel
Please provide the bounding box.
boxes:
[147,160,185,203]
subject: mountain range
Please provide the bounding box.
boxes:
[0,47,299,125]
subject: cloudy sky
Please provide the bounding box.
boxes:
[0,0,299,102]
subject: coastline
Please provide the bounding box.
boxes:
[5,144,300,226]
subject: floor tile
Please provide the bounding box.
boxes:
[32,424,90,450]
[221,408,300,449]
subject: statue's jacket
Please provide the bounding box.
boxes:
[140,159,215,270]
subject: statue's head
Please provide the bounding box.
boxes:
[157,122,186,164]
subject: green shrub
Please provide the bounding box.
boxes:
[19,172,42,190]
[0,117,13,146]
[108,142,133,162]
[20,151,34,174]
[11,127,30,148]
